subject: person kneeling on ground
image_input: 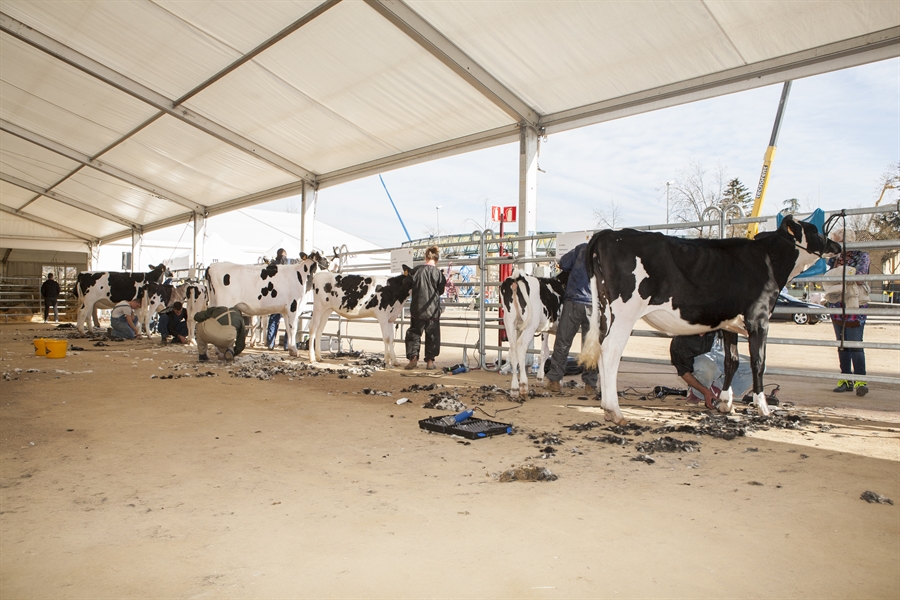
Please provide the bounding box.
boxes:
[669,332,754,410]
[193,306,246,362]
[109,299,142,340]
[159,301,189,345]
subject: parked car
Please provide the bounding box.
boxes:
[772,292,828,325]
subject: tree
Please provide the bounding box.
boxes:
[722,178,752,214]
[667,160,730,237]
[593,200,624,229]
[781,198,801,215]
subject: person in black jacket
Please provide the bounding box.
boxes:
[40,273,60,323]
[404,245,446,370]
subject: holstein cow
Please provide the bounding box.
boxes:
[578,215,841,425]
[308,268,413,366]
[205,252,328,356]
[135,282,185,335]
[73,264,168,335]
[183,280,209,343]
[499,270,567,397]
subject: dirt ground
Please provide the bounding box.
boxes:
[1,316,898,599]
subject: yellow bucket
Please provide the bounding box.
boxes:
[33,338,47,356]
[44,339,67,359]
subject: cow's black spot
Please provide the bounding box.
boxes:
[324,283,332,294]
[261,264,278,280]
[290,300,297,313]
[365,278,372,284]
[224,274,231,286]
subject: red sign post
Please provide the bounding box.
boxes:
[493,206,517,343]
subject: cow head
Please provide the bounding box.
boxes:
[299,252,329,277]
[779,215,842,258]
[146,263,169,283]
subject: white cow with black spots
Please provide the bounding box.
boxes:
[205,252,328,356]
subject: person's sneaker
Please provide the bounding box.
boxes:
[854,381,869,396]
[160,337,168,346]
[545,380,561,393]
[404,358,418,370]
[425,360,436,370]
[833,379,853,393]
[198,353,209,362]
[224,349,234,362]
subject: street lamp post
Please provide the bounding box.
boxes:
[435,205,443,241]
[665,181,672,225]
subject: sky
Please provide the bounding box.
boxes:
[149,57,900,252]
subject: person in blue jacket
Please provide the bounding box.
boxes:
[544,243,598,394]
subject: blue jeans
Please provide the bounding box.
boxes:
[546,300,598,388]
[110,315,135,339]
[832,320,866,377]
[266,313,287,349]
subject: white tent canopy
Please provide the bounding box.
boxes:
[2,0,898,254]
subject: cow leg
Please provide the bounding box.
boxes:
[537,332,551,385]
[309,309,331,363]
[718,330,740,414]
[285,311,299,357]
[597,326,632,425]
[378,319,399,367]
[506,324,521,397]
[76,304,88,335]
[747,324,771,417]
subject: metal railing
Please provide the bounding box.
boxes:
[0,276,72,322]
[274,205,900,385]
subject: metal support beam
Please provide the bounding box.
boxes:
[300,181,317,254]
[0,203,96,242]
[540,26,900,136]
[364,0,539,126]
[0,172,139,228]
[131,228,142,272]
[517,125,538,274]
[0,11,317,185]
[192,212,206,276]
[0,119,206,214]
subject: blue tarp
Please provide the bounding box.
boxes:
[777,208,828,278]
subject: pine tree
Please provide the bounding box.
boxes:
[721,178,752,212]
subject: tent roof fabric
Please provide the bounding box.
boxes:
[2,0,898,250]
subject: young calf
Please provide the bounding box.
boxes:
[308,268,413,366]
[500,270,566,397]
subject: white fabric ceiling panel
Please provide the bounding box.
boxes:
[54,170,184,225]
[0,132,80,188]
[0,210,84,244]
[24,196,123,238]
[408,1,741,115]
[100,115,298,205]
[2,0,238,100]
[0,36,158,154]
[155,0,323,55]
[0,179,37,210]
[187,1,511,174]
[709,1,900,64]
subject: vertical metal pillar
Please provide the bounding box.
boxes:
[518,125,539,274]
[130,227,142,272]
[300,181,318,254]
[192,211,206,277]
[88,242,100,271]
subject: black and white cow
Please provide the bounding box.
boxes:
[499,270,566,397]
[73,264,168,335]
[136,282,184,335]
[205,252,328,356]
[182,280,209,343]
[308,268,413,366]
[578,215,841,424]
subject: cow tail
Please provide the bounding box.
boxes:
[578,240,603,367]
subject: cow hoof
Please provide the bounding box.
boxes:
[509,389,520,398]
[756,404,771,418]
[604,410,627,426]
[717,401,734,414]
[519,386,528,397]
[288,348,299,358]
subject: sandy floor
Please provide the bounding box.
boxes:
[1,317,898,599]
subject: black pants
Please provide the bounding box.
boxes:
[405,317,441,361]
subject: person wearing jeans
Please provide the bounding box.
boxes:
[826,229,870,397]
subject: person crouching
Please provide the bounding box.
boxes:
[193,306,246,362]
